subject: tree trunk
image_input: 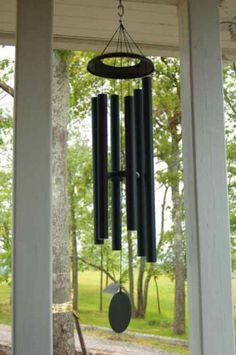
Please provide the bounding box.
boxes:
[127,231,136,316]
[136,257,145,318]
[105,253,109,287]
[169,131,185,335]
[69,181,88,354]
[52,51,75,354]
[143,264,153,316]
[99,247,103,312]
[70,184,78,312]
[154,276,161,315]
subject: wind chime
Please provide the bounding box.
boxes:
[87,0,156,333]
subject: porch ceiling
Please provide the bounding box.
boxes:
[0,0,236,59]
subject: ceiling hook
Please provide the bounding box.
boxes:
[118,1,125,20]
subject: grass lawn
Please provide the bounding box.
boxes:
[78,271,188,339]
[0,283,11,325]
[1,271,236,341]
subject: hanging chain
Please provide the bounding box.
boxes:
[118,0,124,24]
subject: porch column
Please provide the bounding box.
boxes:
[178,0,235,354]
[13,0,53,354]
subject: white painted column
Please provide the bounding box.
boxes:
[13,0,53,354]
[178,0,235,354]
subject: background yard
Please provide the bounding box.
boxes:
[1,271,235,339]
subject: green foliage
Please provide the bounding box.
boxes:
[223,63,236,269]
[55,49,74,63]
[151,57,185,281]
[0,171,12,284]
[152,57,182,175]
[68,139,93,262]
[0,56,14,83]
[0,53,13,284]
[157,230,175,279]
[67,125,121,276]
[69,52,103,120]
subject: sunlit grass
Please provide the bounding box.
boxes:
[1,272,236,341]
[0,283,11,325]
[77,271,188,339]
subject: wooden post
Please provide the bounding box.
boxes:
[178,0,235,354]
[13,0,53,354]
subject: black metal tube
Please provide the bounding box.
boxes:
[142,77,156,262]
[91,97,104,245]
[111,94,121,250]
[134,89,147,256]
[124,95,137,231]
[97,93,108,239]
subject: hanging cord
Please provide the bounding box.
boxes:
[123,29,133,54]
[112,79,116,94]
[119,248,122,293]
[102,24,121,55]
[113,25,123,92]
[101,244,103,269]
[138,78,141,89]
[123,27,145,56]
[120,76,125,172]
[118,29,124,289]
[120,74,124,295]
[128,80,131,95]
[135,78,141,90]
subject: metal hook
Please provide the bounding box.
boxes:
[118,0,124,19]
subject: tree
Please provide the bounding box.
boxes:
[153,57,186,334]
[224,63,236,270]
[0,170,12,284]
[52,51,75,354]
[0,50,76,353]
[68,141,94,311]
[0,55,14,286]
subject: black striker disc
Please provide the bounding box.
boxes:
[109,291,132,333]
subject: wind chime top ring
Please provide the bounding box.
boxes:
[87,52,154,80]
